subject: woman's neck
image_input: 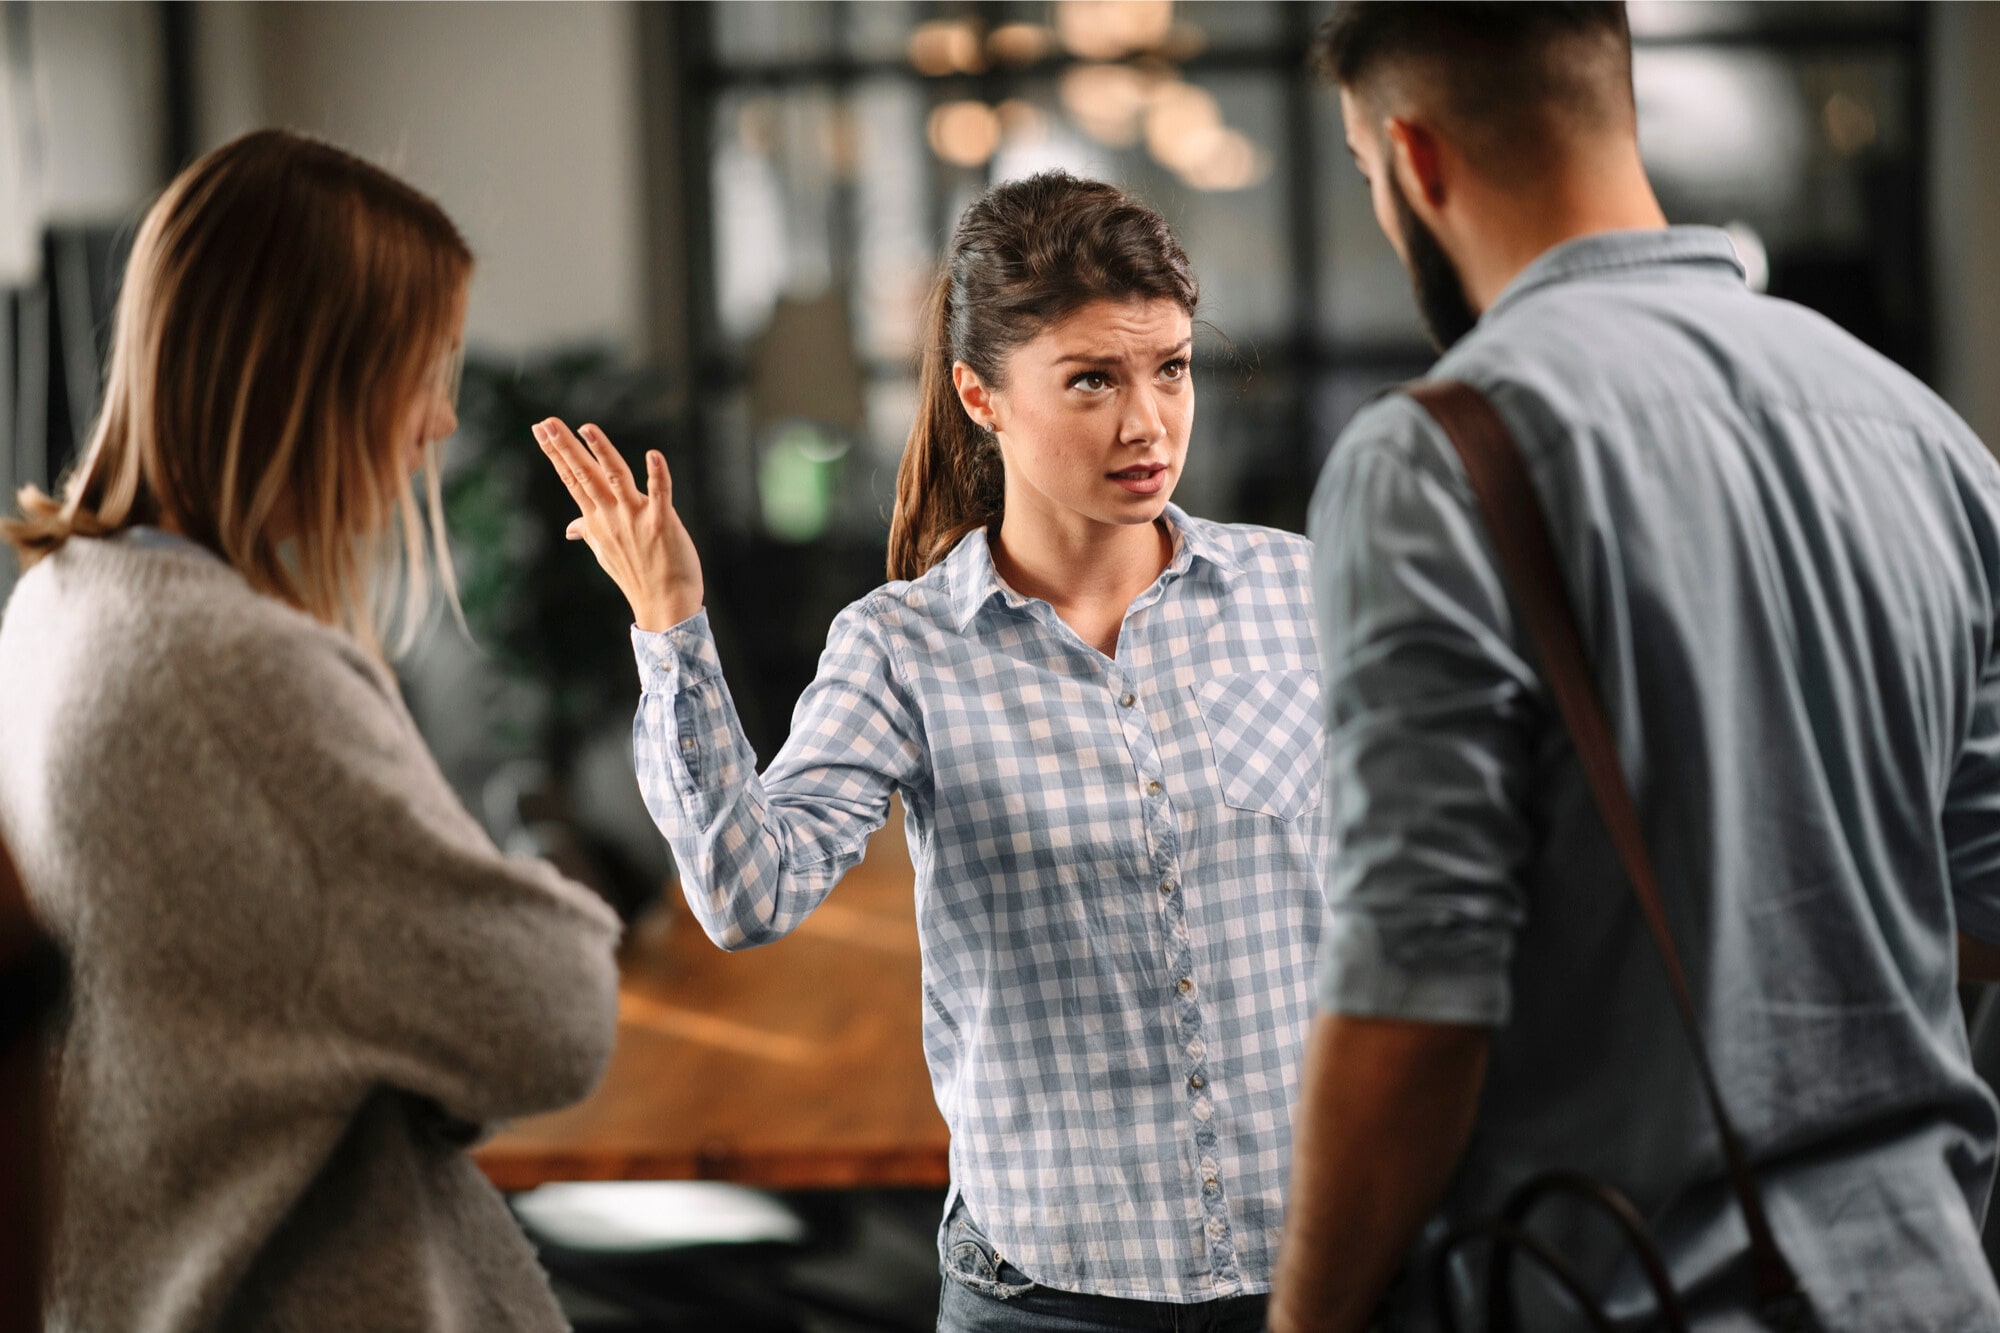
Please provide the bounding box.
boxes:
[990,508,1174,658]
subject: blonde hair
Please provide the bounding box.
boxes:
[2,128,473,655]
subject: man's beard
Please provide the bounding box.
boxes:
[1392,175,1480,354]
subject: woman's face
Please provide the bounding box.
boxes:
[398,337,463,477]
[957,296,1194,541]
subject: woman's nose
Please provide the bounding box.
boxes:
[1121,388,1166,443]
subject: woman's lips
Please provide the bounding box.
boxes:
[1110,464,1168,496]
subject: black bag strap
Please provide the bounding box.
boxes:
[1404,379,1808,1319]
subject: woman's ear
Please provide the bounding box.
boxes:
[952,362,1000,434]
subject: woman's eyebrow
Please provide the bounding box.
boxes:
[1052,339,1192,368]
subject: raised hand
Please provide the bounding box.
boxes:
[533,418,704,633]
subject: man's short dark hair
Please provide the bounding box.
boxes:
[1311,3,1636,183]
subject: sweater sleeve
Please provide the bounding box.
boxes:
[197,617,623,1127]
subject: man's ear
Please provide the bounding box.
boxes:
[952,362,999,433]
[1386,116,1448,212]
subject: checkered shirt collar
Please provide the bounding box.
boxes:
[943,504,1240,633]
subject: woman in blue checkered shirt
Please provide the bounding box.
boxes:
[538,172,1328,1331]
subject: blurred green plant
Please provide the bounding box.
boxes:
[444,348,683,778]
[434,348,688,922]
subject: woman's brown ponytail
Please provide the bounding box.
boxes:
[886,270,1003,582]
[884,170,1197,583]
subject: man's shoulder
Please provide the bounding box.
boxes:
[1318,388,1454,506]
[1446,277,1962,442]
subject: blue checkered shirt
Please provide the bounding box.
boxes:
[631,506,1329,1301]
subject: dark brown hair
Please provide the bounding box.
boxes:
[1311,3,1634,185]
[886,171,1197,582]
[3,128,472,653]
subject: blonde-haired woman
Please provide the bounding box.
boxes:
[0,129,620,1331]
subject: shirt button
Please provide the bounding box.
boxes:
[1189,1073,1205,1090]
[1119,691,1136,708]
[1159,878,1177,896]
[1203,1174,1220,1193]
[1177,977,1194,995]
[679,736,696,752]
[1146,780,1163,797]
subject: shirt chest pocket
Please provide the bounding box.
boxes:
[1192,669,1326,822]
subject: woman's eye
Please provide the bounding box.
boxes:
[1160,358,1189,381]
[1069,371,1112,392]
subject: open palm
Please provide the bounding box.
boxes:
[533,418,704,633]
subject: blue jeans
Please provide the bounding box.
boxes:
[936,1204,1270,1333]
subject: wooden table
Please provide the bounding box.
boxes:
[477,807,951,1191]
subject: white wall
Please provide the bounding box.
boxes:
[0,2,164,285]
[197,1,648,358]
[1932,1,2000,451]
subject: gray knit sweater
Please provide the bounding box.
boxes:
[0,534,623,1332]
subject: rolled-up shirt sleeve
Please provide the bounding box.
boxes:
[1309,395,1543,1027]
[632,602,927,951]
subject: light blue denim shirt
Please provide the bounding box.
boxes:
[631,507,1329,1301]
[1311,227,2000,1330]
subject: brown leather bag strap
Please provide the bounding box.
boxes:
[1404,379,1804,1310]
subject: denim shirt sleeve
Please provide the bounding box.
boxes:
[1308,395,1542,1026]
[631,602,927,950]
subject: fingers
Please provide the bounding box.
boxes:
[534,418,615,512]
[579,424,638,498]
[566,519,585,541]
[645,449,672,506]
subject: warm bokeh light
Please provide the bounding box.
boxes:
[819,107,861,181]
[908,18,986,77]
[735,97,777,157]
[1058,62,1153,147]
[1823,91,1879,156]
[927,100,1003,167]
[1177,127,1267,192]
[988,22,1055,66]
[1145,80,1222,171]
[1055,0,1175,62]
[997,99,1053,146]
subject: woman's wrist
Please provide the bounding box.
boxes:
[634,596,702,634]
